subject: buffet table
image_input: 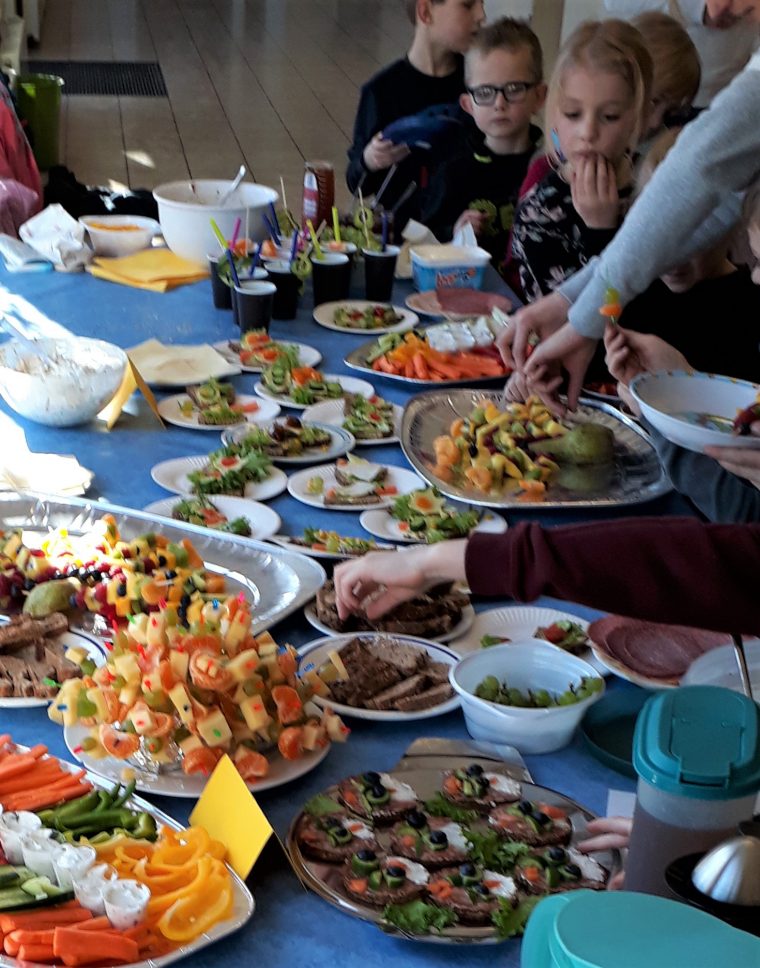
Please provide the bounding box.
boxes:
[0,264,693,967]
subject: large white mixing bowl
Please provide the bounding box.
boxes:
[153,180,278,267]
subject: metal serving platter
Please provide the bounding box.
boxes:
[1,742,254,968]
[286,762,618,945]
[401,390,671,509]
[0,492,325,635]
[344,340,506,388]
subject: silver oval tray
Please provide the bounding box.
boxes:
[400,390,671,509]
[286,766,618,945]
[344,340,506,388]
[2,742,254,968]
[0,492,325,634]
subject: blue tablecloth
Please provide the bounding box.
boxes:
[0,264,683,966]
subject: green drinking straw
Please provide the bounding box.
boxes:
[209,218,228,252]
[332,206,342,244]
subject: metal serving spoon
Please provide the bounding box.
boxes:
[218,164,247,207]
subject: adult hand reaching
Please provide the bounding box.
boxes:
[705,424,760,490]
[604,325,691,414]
[495,290,569,371]
[333,542,467,622]
[578,816,632,891]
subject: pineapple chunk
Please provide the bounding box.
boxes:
[239,695,272,732]
[328,649,349,680]
[302,719,327,751]
[186,598,204,627]
[48,680,83,727]
[324,710,350,742]
[86,688,112,724]
[262,656,285,685]
[113,653,141,686]
[64,646,88,665]
[225,649,260,682]
[128,614,150,645]
[169,649,190,681]
[197,708,233,747]
[168,683,195,725]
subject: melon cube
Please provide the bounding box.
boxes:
[113,653,141,686]
[169,649,189,681]
[168,684,195,725]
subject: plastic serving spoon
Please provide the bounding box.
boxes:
[218,165,247,207]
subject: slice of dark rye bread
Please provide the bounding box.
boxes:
[295,813,380,863]
[337,777,418,824]
[427,867,510,925]
[334,464,387,487]
[0,612,69,652]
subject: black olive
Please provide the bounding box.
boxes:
[165,569,177,580]
[23,578,35,591]
[428,830,448,846]
[472,882,490,896]
[548,847,566,863]
[564,863,581,878]
[362,771,380,786]
[285,416,302,428]
[117,583,127,597]
[459,862,476,877]
[157,555,167,567]
[180,593,192,607]
[468,442,479,458]
[534,812,551,827]
[385,865,406,879]
[370,786,387,800]
[465,763,484,777]
[356,849,376,862]
[405,810,426,829]
[518,800,533,815]
[323,817,342,830]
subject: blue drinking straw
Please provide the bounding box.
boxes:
[226,249,241,288]
[289,230,299,267]
[381,212,389,252]
[268,203,281,245]
[247,242,262,278]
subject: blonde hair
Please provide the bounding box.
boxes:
[465,17,543,84]
[632,12,700,109]
[545,20,654,165]
[634,126,681,195]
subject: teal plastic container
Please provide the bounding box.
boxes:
[520,890,760,968]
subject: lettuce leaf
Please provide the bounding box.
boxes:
[382,900,457,935]
[491,896,541,939]
[303,794,343,817]
[465,828,533,873]
[423,793,480,823]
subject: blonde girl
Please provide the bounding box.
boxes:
[510,19,653,302]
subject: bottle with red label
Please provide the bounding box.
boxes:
[302,161,335,229]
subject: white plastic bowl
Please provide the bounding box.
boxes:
[449,641,605,754]
[683,640,760,696]
[630,370,760,454]
[153,180,278,267]
[0,337,127,427]
[79,214,160,258]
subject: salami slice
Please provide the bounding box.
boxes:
[435,288,512,316]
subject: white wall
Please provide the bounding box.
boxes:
[561,0,605,39]
[484,0,534,23]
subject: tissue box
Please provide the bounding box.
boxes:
[410,244,491,291]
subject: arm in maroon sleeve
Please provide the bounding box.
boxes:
[465,517,760,634]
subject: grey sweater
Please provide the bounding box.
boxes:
[560,51,760,337]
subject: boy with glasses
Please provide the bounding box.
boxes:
[420,18,545,270]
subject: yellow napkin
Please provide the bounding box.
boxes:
[127,338,240,384]
[90,249,209,292]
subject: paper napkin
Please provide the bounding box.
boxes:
[0,453,93,496]
[127,338,240,384]
[89,249,209,292]
[395,219,439,279]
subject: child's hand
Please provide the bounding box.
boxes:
[454,209,489,237]
[604,325,689,386]
[363,134,410,172]
[571,155,620,229]
[706,427,760,490]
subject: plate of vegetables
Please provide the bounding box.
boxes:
[359,489,506,544]
[449,606,608,675]
[150,450,288,501]
[268,530,395,560]
[288,458,425,511]
[254,359,374,410]
[220,417,355,465]
[314,301,418,335]
[142,495,281,541]
[303,395,403,446]
[157,381,280,430]
[345,331,508,386]
[214,331,322,373]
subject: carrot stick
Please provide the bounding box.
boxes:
[9,927,55,946]
[0,906,91,933]
[2,778,91,812]
[0,763,67,794]
[54,926,139,966]
[69,917,113,933]
[18,942,56,962]
[3,934,20,956]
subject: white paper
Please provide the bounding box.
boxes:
[19,204,93,272]
[396,219,439,279]
[127,338,239,384]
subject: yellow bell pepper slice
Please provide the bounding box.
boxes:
[157,868,233,942]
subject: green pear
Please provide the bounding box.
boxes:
[528,423,615,465]
[22,579,77,617]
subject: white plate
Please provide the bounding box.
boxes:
[64,722,331,798]
[287,462,425,511]
[303,601,475,644]
[359,507,507,543]
[0,626,107,708]
[213,339,322,373]
[220,421,356,465]
[150,456,288,501]
[157,393,281,430]
[253,374,374,410]
[297,633,460,721]
[449,604,607,673]
[267,533,396,560]
[142,495,282,541]
[302,398,403,446]
[313,300,418,335]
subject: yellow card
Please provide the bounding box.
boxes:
[98,359,164,430]
[189,754,273,880]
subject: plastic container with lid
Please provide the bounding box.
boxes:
[410,244,491,292]
[626,685,760,898]
[520,890,760,968]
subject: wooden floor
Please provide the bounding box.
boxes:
[28,0,414,209]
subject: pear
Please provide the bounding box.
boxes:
[556,462,614,494]
[528,423,615,465]
[22,579,77,617]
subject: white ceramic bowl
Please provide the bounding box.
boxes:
[683,640,760,696]
[630,370,760,454]
[0,337,127,427]
[153,180,278,267]
[449,641,605,754]
[79,214,160,258]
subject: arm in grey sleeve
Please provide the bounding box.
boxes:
[647,425,760,523]
[568,63,760,339]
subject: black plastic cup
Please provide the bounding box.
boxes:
[208,253,232,310]
[311,252,351,307]
[266,259,301,320]
[363,244,399,302]
[233,280,276,333]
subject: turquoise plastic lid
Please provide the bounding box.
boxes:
[520,891,760,968]
[633,685,760,799]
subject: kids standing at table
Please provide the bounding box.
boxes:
[346,0,485,233]
[419,18,545,271]
[509,19,653,302]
